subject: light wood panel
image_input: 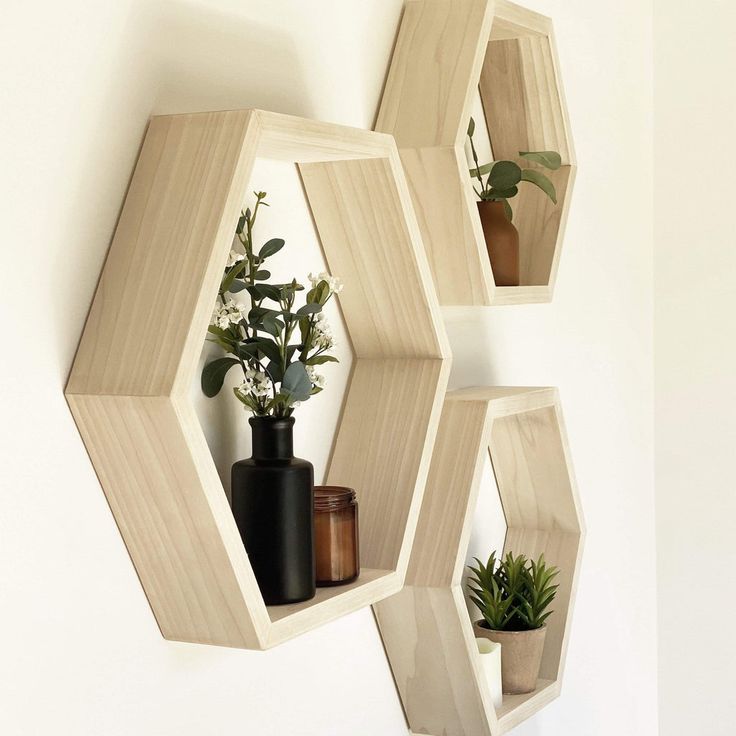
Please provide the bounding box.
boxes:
[376,0,576,305]
[67,110,259,397]
[375,386,584,734]
[479,36,572,163]
[299,157,447,359]
[375,0,492,149]
[327,358,449,573]
[375,585,497,736]
[65,109,450,649]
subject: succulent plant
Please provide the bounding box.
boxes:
[468,551,560,631]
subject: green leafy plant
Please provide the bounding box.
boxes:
[468,551,559,631]
[466,117,561,221]
[201,191,341,418]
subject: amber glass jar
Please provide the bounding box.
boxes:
[314,486,360,586]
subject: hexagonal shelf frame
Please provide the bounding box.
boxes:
[376,0,576,306]
[65,109,451,649]
[374,387,585,735]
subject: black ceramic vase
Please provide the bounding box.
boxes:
[231,416,316,605]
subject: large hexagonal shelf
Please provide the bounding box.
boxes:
[377,0,576,305]
[374,387,585,734]
[66,109,451,649]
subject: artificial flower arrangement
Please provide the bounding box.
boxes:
[201,190,342,417]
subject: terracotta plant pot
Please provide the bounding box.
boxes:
[473,620,547,695]
[476,200,520,287]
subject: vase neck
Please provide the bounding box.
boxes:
[250,416,294,460]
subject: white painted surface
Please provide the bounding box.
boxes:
[0,1,657,734]
[654,2,736,734]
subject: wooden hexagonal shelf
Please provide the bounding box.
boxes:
[65,109,451,649]
[377,0,576,306]
[374,387,584,734]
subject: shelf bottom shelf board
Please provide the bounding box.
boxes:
[264,568,398,647]
[406,678,559,736]
[497,678,558,732]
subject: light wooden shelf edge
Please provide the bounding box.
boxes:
[376,0,576,306]
[374,386,584,735]
[65,108,450,650]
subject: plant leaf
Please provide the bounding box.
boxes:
[306,281,330,306]
[521,169,557,204]
[260,314,284,337]
[248,283,282,302]
[306,354,339,365]
[281,362,312,402]
[467,117,476,137]
[469,162,495,178]
[254,339,282,365]
[252,270,271,281]
[201,357,239,397]
[221,260,248,293]
[487,160,522,191]
[259,238,285,259]
[228,279,248,293]
[488,185,519,200]
[519,150,562,170]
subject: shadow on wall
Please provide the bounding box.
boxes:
[152,0,315,116]
[53,0,312,378]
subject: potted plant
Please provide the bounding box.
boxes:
[468,551,559,695]
[466,117,561,287]
[201,190,342,606]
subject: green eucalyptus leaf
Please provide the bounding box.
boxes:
[221,260,248,292]
[207,324,232,340]
[228,279,248,293]
[201,357,239,397]
[261,314,284,337]
[306,354,339,366]
[306,281,329,306]
[519,150,562,170]
[265,360,283,383]
[252,339,282,365]
[281,362,312,402]
[255,284,283,302]
[248,306,270,324]
[467,117,476,137]
[297,303,322,316]
[252,270,271,281]
[520,169,557,204]
[259,238,285,259]
[487,160,522,190]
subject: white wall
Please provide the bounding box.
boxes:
[654,2,736,734]
[0,1,657,734]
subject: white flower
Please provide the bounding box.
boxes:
[227,249,245,268]
[306,365,326,389]
[308,271,343,295]
[239,369,270,399]
[211,298,247,330]
[311,314,336,350]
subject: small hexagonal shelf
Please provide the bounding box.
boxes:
[374,387,585,734]
[377,0,576,305]
[66,109,451,649]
